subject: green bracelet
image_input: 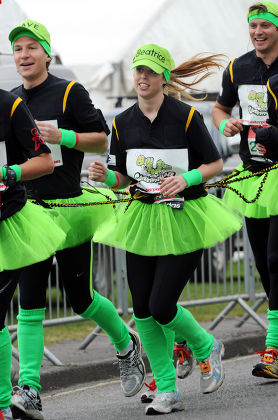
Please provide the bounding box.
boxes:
[9,164,21,181]
[104,169,116,187]
[181,169,202,188]
[219,119,229,135]
[59,129,77,148]
[0,166,7,180]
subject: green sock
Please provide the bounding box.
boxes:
[0,327,12,408]
[162,305,214,361]
[266,309,278,349]
[162,327,175,361]
[17,307,45,393]
[134,315,176,393]
[80,291,130,352]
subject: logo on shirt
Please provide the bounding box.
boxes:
[31,128,45,151]
[134,154,175,183]
[248,89,267,117]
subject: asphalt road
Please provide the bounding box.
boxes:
[16,354,278,420]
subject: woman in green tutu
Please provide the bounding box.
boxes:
[89,43,242,415]
[0,89,66,420]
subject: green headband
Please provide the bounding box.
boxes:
[248,1,278,27]
[248,11,278,27]
[11,31,51,57]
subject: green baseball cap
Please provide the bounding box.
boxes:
[131,43,175,74]
[247,1,278,27]
[9,19,51,56]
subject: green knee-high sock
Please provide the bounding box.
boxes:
[162,327,175,361]
[80,291,130,352]
[134,315,176,393]
[162,305,214,361]
[0,327,12,409]
[17,307,45,393]
[266,309,278,349]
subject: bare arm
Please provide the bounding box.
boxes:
[160,158,223,197]
[88,161,130,188]
[35,121,108,154]
[0,153,54,183]
[212,101,243,137]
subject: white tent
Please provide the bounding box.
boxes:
[0,0,26,64]
[71,0,257,110]
[2,0,259,110]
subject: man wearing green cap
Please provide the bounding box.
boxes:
[212,1,278,379]
[8,19,145,420]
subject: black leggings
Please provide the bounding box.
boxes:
[245,216,278,310]
[19,241,93,314]
[126,249,203,325]
[0,269,20,330]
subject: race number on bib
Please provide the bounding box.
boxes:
[0,141,7,191]
[126,148,189,194]
[44,120,63,167]
[238,84,268,125]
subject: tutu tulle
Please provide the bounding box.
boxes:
[0,201,67,272]
[42,187,118,249]
[255,166,278,216]
[223,163,275,218]
[93,193,242,256]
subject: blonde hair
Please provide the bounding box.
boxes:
[166,53,225,100]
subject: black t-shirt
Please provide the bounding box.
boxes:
[0,89,50,220]
[217,49,278,169]
[108,94,220,199]
[12,73,110,199]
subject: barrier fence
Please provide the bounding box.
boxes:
[7,171,268,365]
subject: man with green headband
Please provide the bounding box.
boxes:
[212,1,278,380]
[8,19,145,420]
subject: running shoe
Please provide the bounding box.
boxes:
[174,341,196,378]
[0,407,13,420]
[252,347,278,379]
[198,338,224,394]
[141,378,157,403]
[117,330,146,397]
[145,390,184,415]
[11,385,44,420]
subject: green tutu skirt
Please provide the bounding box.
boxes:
[0,201,67,272]
[42,187,118,249]
[93,193,242,256]
[223,163,274,219]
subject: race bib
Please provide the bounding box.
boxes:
[247,124,272,162]
[44,120,63,167]
[238,84,268,125]
[0,141,7,191]
[126,148,188,194]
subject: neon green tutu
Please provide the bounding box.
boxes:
[0,201,66,272]
[223,163,270,219]
[255,166,278,216]
[42,187,118,249]
[93,193,242,256]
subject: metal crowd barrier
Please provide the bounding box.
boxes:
[7,171,267,365]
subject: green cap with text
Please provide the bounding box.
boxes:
[247,1,278,27]
[131,43,175,74]
[9,19,51,56]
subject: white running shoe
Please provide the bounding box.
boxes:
[145,390,184,415]
[174,341,196,379]
[141,378,157,403]
[198,338,225,394]
[117,330,146,397]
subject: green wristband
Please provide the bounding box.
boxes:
[0,166,7,180]
[9,164,21,181]
[104,168,116,187]
[181,169,202,188]
[219,119,229,135]
[59,129,77,148]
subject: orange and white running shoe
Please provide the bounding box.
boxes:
[252,347,278,379]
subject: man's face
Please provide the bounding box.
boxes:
[13,36,49,84]
[249,18,278,55]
